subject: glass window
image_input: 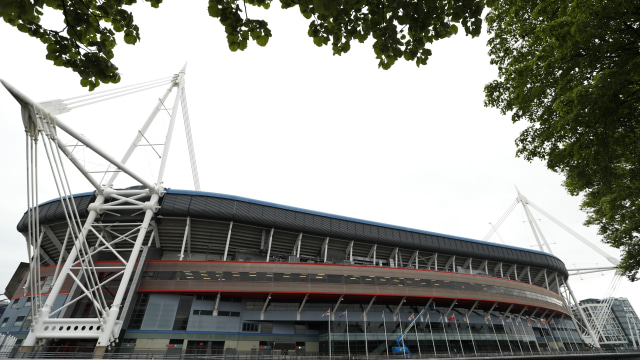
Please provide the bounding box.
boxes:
[245,300,263,310]
[172,295,193,330]
[345,275,361,284]
[222,272,234,281]
[142,271,158,280]
[157,271,176,280]
[270,301,299,311]
[294,323,306,334]
[14,316,25,327]
[20,314,32,331]
[220,297,242,303]
[168,339,184,349]
[255,272,270,282]
[242,322,259,332]
[362,276,376,284]
[290,273,306,282]
[41,276,54,292]
[309,274,327,283]
[440,280,454,289]
[128,293,149,330]
[273,273,291,282]
[239,272,253,281]
[193,310,213,316]
[261,322,273,334]
[404,278,418,286]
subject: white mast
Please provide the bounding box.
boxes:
[2,66,199,354]
[484,188,626,348]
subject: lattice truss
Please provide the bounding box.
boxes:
[485,189,623,349]
[1,65,199,349]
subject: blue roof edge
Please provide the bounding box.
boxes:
[166,189,561,260]
[37,191,95,206]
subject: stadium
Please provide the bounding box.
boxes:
[0,71,589,358]
[1,189,584,357]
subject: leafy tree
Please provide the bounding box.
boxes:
[1,0,484,90]
[484,0,640,280]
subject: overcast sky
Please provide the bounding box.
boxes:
[1,2,638,314]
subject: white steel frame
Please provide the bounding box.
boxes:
[483,188,626,348]
[1,65,198,351]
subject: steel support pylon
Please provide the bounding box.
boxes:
[2,65,197,352]
[515,189,602,348]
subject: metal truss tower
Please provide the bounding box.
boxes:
[1,65,198,354]
[483,188,623,349]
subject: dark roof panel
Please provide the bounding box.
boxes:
[16,189,569,279]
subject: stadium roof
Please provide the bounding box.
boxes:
[17,188,569,278]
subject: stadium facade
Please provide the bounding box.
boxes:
[0,189,586,356]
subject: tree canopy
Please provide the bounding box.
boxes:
[5,0,640,280]
[0,0,483,90]
[484,0,640,280]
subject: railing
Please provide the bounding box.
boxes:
[3,347,640,360]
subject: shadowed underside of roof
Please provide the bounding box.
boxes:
[16,189,569,278]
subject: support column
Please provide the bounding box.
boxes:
[223,221,233,261]
[565,281,600,348]
[297,294,309,320]
[332,295,344,320]
[95,193,160,350]
[321,237,329,263]
[22,195,105,348]
[265,228,274,262]
[260,293,272,321]
[368,244,377,265]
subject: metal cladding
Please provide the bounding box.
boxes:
[17,189,569,280]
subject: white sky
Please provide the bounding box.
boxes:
[1,2,638,314]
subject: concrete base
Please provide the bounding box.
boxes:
[93,346,107,359]
[17,346,34,354]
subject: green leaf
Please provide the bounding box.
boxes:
[256,35,269,46]
[208,4,222,17]
[2,0,489,90]
[484,0,640,280]
[124,30,137,44]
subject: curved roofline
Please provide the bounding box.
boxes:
[37,191,95,206]
[166,188,562,261]
[19,188,568,278]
